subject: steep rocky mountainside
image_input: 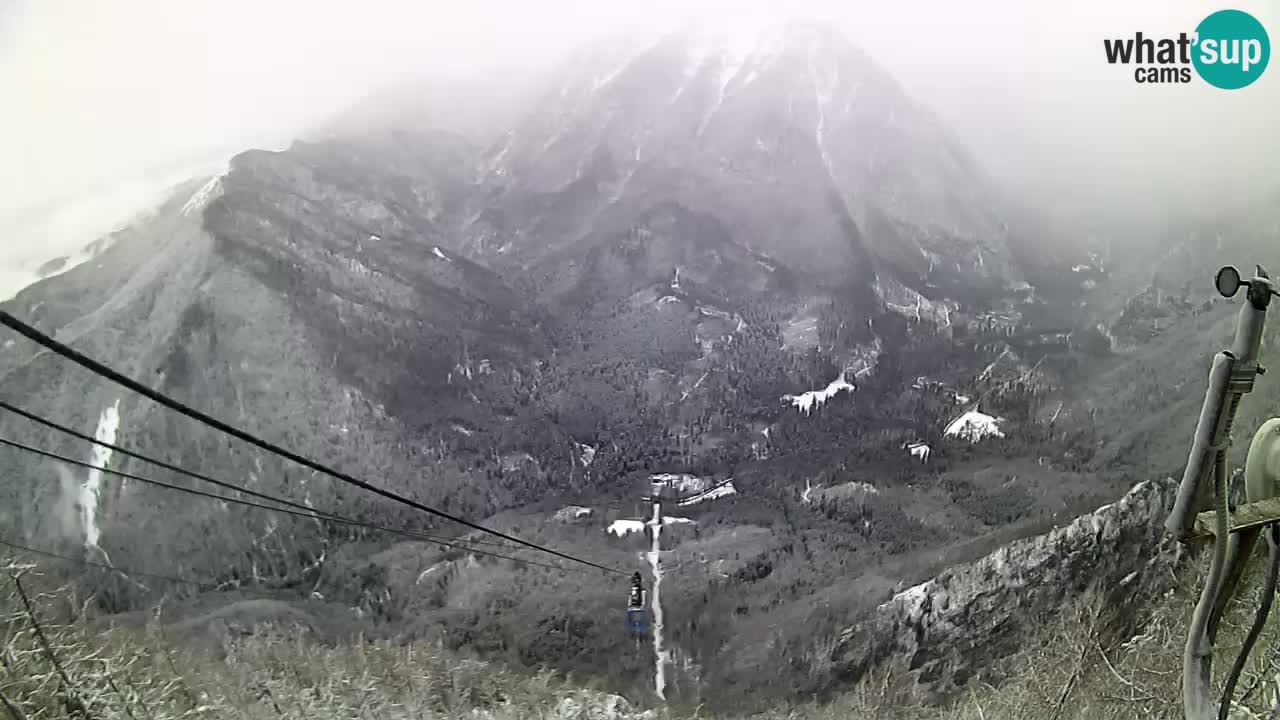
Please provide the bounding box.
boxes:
[0,21,1233,712]
[0,133,560,608]
[466,21,1018,295]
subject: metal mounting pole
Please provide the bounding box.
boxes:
[1167,267,1271,540]
[1169,266,1276,720]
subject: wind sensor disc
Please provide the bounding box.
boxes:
[1216,266,1242,298]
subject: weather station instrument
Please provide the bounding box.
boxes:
[1166,265,1280,720]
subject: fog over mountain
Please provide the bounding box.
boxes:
[2,0,1277,299]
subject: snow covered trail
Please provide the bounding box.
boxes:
[647,501,668,700]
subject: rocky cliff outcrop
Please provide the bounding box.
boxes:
[831,477,1180,700]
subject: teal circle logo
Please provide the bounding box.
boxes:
[1193,9,1270,89]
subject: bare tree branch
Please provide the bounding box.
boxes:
[0,690,29,720]
[11,573,95,719]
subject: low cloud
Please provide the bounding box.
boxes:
[1,0,1276,285]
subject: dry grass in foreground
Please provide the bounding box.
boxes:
[2,555,1280,720]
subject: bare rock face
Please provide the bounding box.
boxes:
[831,477,1180,700]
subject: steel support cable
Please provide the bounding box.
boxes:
[0,435,580,574]
[0,311,625,576]
[0,398,515,550]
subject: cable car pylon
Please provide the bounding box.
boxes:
[619,478,688,700]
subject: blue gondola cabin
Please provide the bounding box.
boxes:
[627,571,648,635]
[627,606,649,634]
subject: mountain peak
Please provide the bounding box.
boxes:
[474,18,1006,286]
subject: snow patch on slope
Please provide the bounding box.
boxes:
[807,39,840,183]
[415,563,445,585]
[81,401,121,556]
[181,175,223,216]
[691,22,782,134]
[608,520,646,537]
[650,473,717,495]
[874,276,956,329]
[802,478,819,504]
[555,506,594,522]
[906,442,931,463]
[678,481,738,506]
[944,410,1005,443]
[576,442,597,468]
[678,371,710,402]
[782,371,854,415]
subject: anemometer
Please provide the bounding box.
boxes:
[1166,265,1280,720]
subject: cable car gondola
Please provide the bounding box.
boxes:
[626,571,649,635]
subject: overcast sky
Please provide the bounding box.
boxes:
[1,0,1277,290]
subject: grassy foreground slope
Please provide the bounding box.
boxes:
[3,554,1279,720]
